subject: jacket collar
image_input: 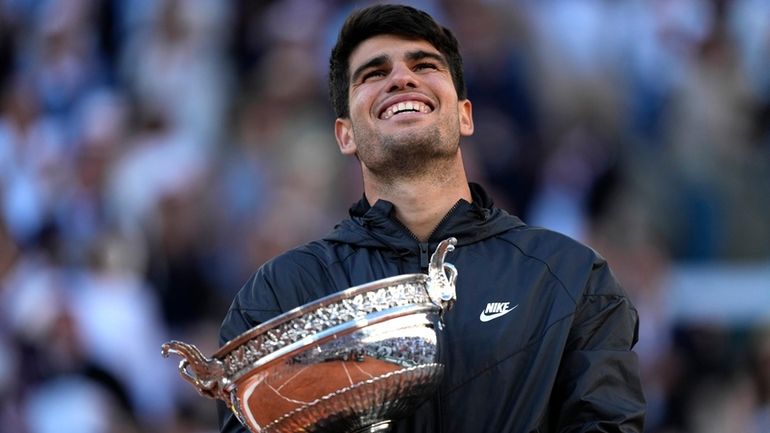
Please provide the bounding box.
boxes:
[324,183,524,251]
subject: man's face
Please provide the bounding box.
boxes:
[334,34,473,180]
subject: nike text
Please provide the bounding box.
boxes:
[479,302,518,322]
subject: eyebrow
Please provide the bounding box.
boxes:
[350,49,448,84]
[351,54,389,84]
[405,49,448,67]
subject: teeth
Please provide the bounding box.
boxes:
[381,100,432,119]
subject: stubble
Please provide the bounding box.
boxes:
[353,122,460,184]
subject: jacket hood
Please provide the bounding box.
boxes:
[323,183,525,253]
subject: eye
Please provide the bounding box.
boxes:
[414,62,439,72]
[362,70,386,82]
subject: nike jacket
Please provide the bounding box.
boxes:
[218,183,646,433]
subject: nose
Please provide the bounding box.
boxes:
[387,63,418,92]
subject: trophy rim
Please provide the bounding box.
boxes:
[225,302,440,386]
[214,273,430,359]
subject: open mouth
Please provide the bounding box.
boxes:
[379,100,433,120]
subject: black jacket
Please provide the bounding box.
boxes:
[219,183,645,433]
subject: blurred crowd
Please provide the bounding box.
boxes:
[0,0,768,432]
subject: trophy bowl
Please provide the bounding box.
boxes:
[162,238,458,433]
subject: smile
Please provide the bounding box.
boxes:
[380,100,433,120]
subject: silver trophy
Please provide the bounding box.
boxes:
[162,238,458,433]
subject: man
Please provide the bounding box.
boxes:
[219,4,645,432]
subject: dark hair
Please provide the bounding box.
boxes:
[329,4,467,118]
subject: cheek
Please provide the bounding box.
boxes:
[349,87,378,117]
[421,73,451,88]
[435,82,459,104]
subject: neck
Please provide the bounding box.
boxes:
[362,152,471,242]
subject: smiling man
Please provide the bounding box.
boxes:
[219,4,646,433]
[334,33,474,242]
[337,34,472,187]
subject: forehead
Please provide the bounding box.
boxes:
[348,34,441,71]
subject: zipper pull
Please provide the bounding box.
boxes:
[419,242,430,269]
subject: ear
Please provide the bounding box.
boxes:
[335,117,357,155]
[458,99,474,137]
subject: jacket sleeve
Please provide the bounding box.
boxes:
[217,268,283,433]
[551,258,646,433]
[216,250,331,433]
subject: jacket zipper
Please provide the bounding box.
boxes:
[424,201,463,267]
[427,201,463,242]
[422,201,462,433]
[394,201,464,269]
[390,218,429,268]
[418,242,430,269]
[389,228,443,433]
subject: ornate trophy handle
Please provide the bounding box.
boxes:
[427,237,458,316]
[161,340,229,401]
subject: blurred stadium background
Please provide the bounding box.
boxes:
[0,0,769,432]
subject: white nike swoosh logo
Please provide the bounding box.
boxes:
[479,304,518,322]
